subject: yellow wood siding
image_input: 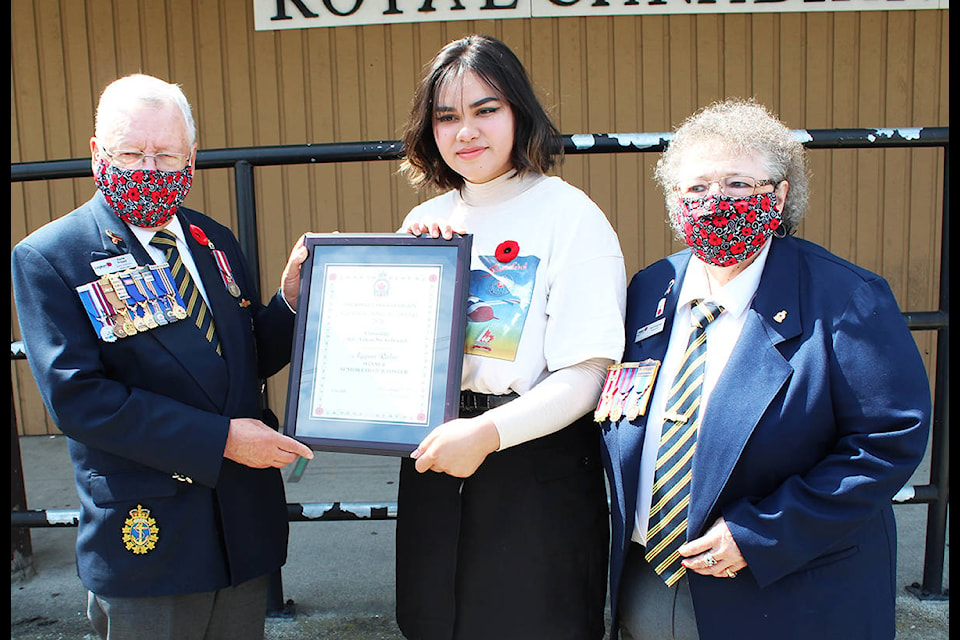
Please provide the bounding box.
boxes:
[11,2,948,435]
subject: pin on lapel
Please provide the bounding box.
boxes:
[664,279,675,296]
[774,310,787,323]
[105,230,125,246]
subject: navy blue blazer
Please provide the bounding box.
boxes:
[12,192,296,597]
[600,236,930,639]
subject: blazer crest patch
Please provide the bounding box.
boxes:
[122,504,159,554]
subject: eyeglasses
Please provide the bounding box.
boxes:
[99,146,190,172]
[676,175,780,198]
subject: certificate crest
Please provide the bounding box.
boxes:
[122,504,159,554]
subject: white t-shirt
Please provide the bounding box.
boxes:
[402,171,626,447]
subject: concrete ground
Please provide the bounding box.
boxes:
[11,434,948,639]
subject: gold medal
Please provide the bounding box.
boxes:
[122,314,138,336]
[609,400,624,422]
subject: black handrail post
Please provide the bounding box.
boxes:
[909,145,950,600]
[232,159,294,616]
[11,377,35,581]
[234,160,261,299]
[266,569,296,618]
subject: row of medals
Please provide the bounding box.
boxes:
[98,266,187,340]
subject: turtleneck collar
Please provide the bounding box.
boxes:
[459,169,547,208]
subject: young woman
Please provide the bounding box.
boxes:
[394,35,626,640]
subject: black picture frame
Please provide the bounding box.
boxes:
[283,233,472,456]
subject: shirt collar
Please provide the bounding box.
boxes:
[677,239,772,320]
[129,216,186,248]
[459,170,545,207]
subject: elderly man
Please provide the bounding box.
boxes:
[12,73,314,640]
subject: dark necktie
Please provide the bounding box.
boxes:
[150,229,221,356]
[645,299,724,586]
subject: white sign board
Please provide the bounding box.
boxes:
[255,0,948,30]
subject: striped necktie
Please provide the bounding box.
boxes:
[645,299,724,587]
[150,229,221,356]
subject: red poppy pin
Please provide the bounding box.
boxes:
[189,224,215,249]
[495,240,519,263]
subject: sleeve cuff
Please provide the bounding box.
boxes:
[279,288,296,314]
[488,358,611,450]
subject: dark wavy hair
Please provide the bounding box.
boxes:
[400,34,563,192]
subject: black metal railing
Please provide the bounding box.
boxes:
[11,127,949,602]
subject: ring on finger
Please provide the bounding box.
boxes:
[725,568,737,578]
[704,553,717,567]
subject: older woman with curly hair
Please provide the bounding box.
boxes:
[599,98,930,640]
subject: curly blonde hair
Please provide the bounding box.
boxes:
[655,98,809,237]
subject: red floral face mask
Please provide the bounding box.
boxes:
[678,192,781,267]
[95,161,192,228]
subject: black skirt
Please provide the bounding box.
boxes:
[395,413,609,640]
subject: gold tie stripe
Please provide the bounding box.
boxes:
[150,229,221,356]
[645,299,724,586]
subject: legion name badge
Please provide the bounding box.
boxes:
[635,318,666,343]
[122,504,159,555]
[90,253,138,276]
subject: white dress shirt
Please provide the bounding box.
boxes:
[129,217,214,311]
[631,240,772,545]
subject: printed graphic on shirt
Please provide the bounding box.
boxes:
[464,253,539,361]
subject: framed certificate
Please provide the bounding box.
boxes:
[283,233,472,456]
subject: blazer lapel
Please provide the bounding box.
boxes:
[89,193,153,265]
[688,238,803,537]
[178,212,248,412]
[624,253,689,373]
[617,253,691,523]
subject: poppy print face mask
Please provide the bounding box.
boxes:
[677,192,781,267]
[95,161,193,228]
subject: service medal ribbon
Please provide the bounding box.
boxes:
[212,248,241,297]
[190,224,241,297]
